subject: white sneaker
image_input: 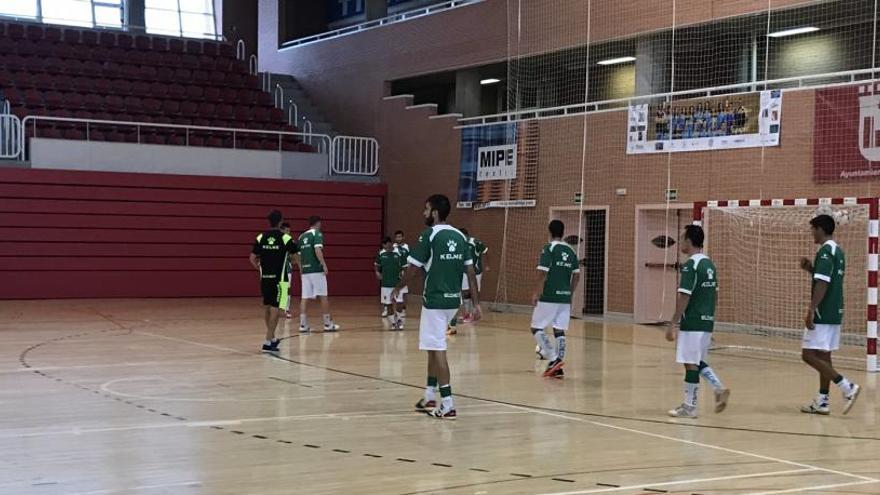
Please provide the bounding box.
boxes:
[668,404,698,418]
[323,322,340,332]
[842,384,861,415]
[714,388,731,414]
[800,400,830,415]
[381,307,388,317]
[299,325,311,333]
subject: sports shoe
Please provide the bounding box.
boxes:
[414,398,436,411]
[285,311,292,319]
[714,388,731,413]
[299,325,311,333]
[428,406,457,420]
[668,404,698,418]
[261,339,280,353]
[543,359,564,377]
[323,322,340,332]
[536,345,546,360]
[800,400,830,415]
[549,368,564,379]
[381,307,388,317]
[842,384,861,415]
[460,314,473,324]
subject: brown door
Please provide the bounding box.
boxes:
[635,208,684,323]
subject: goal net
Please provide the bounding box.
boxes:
[699,199,877,371]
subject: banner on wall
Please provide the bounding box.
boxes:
[457,122,537,210]
[626,90,782,154]
[814,83,880,182]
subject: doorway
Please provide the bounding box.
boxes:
[634,205,692,323]
[550,206,608,317]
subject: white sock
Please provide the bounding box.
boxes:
[264,340,272,346]
[400,309,406,318]
[322,314,332,326]
[439,385,453,410]
[555,333,566,360]
[395,311,404,325]
[533,330,557,361]
[685,382,699,408]
[817,392,830,405]
[424,386,436,402]
[299,314,308,327]
[386,314,396,326]
[834,377,854,395]
[699,366,724,391]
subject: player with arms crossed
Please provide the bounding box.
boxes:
[666,225,730,418]
[799,214,860,415]
[393,194,480,419]
[375,236,405,330]
[297,215,340,332]
[250,210,299,353]
[531,220,580,378]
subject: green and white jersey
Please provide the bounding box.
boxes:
[469,237,488,275]
[394,243,410,267]
[678,253,717,332]
[408,225,473,310]
[297,228,325,274]
[375,250,403,288]
[812,240,845,325]
[537,241,580,304]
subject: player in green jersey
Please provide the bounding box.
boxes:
[799,214,860,415]
[297,216,340,333]
[393,230,410,327]
[531,220,580,379]
[375,237,405,330]
[393,194,480,420]
[666,225,729,418]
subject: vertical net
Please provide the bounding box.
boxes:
[481,0,880,368]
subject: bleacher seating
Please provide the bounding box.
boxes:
[0,21,315,152]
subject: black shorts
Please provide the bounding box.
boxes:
[261,277,281,307]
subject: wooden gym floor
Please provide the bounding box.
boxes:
[2,297,879,495]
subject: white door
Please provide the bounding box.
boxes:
[634,208,685,323]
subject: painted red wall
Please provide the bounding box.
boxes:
[0,169,385,299]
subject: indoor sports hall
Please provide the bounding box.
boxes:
[2,1,880,494]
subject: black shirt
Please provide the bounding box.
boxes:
[252,229,298,279]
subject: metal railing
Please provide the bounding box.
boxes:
[236,39,246,61]
[249,54,258,76]
[274,84,284,109]
[0,114,22,159]
[331,136,379,176]
[287,99,299,126]
[457,67,880,127]
[280,0,486,49]
[18,115,332,158]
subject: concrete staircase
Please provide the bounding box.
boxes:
[266,73,338,138]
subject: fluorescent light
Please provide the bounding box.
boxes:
[768,26,819,38]
[597,56,636,66]
[480,78,501,85]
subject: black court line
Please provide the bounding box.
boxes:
[267,352,880,442]
[267,376,313,388]
[551,478,575,483]
[596,482,620,487]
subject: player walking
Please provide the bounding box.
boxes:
[249,210,298,353]
[799,214,860,415]
[531,220,580,378]
[666,225,730,418]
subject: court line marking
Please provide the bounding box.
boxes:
[537,468,815,495]
[511,406,879,483]
[99,376,403,402]
[0,406,524,439]
[69,480,202,494]
[132,330,880,485]
[745,479,880,495]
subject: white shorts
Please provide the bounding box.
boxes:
[380,287,404,305]
[461,273,483,292]
[802,324,841,352]
[301,273,328,299]
[676,331,712,364]
[419,308,458,351]
[530,302,571,331]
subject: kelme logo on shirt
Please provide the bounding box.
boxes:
[707,268,714,280]
[267,238,276,245]
[561,252,569,261]
[439,238,463,261]
[447,239,457,252]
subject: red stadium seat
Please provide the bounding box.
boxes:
[152,37,167,52]
[202,41,218,57]
[131,81,151,96]
[25,24,43,41]
[148,82,168,99]
[216,104,235,120]
[197,102,216,118]
[62,28,81,44]
[81,30,98,46]
[185,85,203,100]
[218,43,234,58]
[167,84,186,99]
[181,54,199,69]
[135,35,151,50]
[185,40,202,54]
[203,86,221,101]
[161,99,180,115]
[98,31,116,47]
[45,27,62,43]
[7,23,24,40]
[169,38,184,53]
[117,34,133,50]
